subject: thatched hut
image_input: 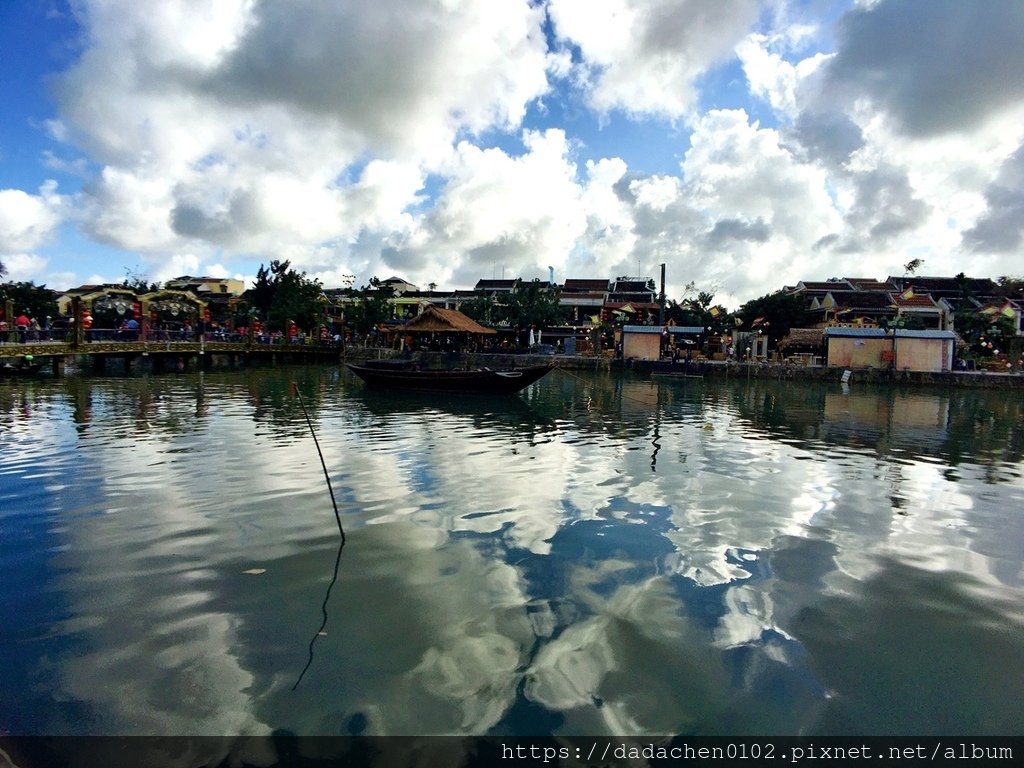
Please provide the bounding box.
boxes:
[392,305,496,351]
[777,327,825,363]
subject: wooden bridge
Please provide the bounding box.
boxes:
[0,336,345,375]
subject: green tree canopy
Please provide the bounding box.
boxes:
[664,285,731,335]
[243,260,327,331]
[735,290,807,343]
[341,278,396,335]
[457,293,497,325]
[496,279,565,329]
[1,281,59,322]
[122,267,161,294]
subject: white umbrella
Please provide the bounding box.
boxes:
[528,328,536,347]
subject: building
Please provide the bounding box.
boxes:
[621,325,664,361]
[824,327,955,372]
[823,327,889,369]
[164,276,245,296]
[604,277,659,324]
[559,279,608,324]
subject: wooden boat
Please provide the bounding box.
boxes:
[347,361,553,393]
[651,371,704,381]
[0,362,43,377]
[649,360,706,380]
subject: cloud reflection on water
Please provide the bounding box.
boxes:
[1,371,1022,736]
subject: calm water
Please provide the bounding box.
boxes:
[1,367,1023,737]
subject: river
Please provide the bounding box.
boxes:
[1,366,1022,738]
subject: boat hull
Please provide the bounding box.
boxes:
[0,363,43,378]
[347,363,553,393]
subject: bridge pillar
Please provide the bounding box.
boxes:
[4,299,15,343]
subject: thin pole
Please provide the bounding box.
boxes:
[293,382,345,541]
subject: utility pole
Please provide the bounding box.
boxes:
[658,263,666,326]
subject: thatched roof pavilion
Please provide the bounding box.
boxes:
[777,327,824,352]
[402,306,496,335]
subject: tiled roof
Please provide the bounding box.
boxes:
[563,279,610,292]
[795,280,854,292]
[890,293,940,308]
[826,292,895,309]
[824,327,886,337]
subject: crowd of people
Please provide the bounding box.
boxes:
[0,311,54,343]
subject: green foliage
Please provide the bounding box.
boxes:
[243,260,327,331]
[342,279,396,335]
[248,261,281,317]
[666,288,708,325]
[956,310,1016,358]
[996,275,1024,299]
[735,291,807,342]
[457,293,496,325]
[496,279,565,329]
[899,314,928,330]
[122,267,161,294]
[904,258,924,275]
[0,281,59,322]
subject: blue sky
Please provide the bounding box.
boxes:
[2,0,1024,308]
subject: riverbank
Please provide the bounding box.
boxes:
[620,357,1024,389]
[348,349,1024,389]
[4,342,1022,388]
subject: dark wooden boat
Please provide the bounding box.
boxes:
[651,371,704,381]
[347,362,553,393]
[0,362,43,377]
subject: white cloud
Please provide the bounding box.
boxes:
[15,0,1024,303]
[737,33,830,119]
[381,129,588,287]
[46,0,552,278]
[549,0,762,118]
[0,253,50,281]
[0,183,64,253]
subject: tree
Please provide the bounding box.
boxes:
[122,267,161,294]
[269,268,326,332]
[497,279,565,330]
[243,260,327,331]
[0,281,59,323]
[995,275,1024,300]
[457,293,497,325]
[735,290,807,343]
[248,261,284,317]
[665,285,731,335]
[956,309,1016,359]
[342,278,395,335]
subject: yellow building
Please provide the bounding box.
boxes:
[621,325,664,361]
[825,327,955,372]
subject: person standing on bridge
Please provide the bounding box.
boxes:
[15,311,30,343]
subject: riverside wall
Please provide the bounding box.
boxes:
[346,348,1024,389]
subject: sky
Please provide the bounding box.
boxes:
[1,0,1023,309]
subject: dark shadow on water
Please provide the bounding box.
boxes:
[787,557,1024,736]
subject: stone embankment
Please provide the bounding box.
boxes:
[349,349,1024,389]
